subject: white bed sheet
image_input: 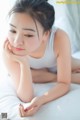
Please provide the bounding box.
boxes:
[0,52,80,120]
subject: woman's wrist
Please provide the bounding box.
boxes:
[39,95,47,105]
[19,57,29,66]
[20,62,30,69]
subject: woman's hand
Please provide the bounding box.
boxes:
[19,96,43,117]
[3,40,28,64]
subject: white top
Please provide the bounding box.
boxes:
[28,26,58,73]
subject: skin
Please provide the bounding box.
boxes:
[3,12,80,117]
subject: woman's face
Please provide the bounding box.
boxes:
[8,13,45,56]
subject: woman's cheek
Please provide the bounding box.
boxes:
[27,41,40,52]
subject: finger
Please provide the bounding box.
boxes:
[24,104,36,111]
[24,107,36,116]
[19,105,22,117]
[5,41,13,56]
[24,103,34,111]
[4,40,11,50]
[19,104,25,117]
[25,106,39,116]
[24,108,28,112]
[4,40,10,51]
[24,105,34,112]
[3,39,8,48]
[25,98,38,111]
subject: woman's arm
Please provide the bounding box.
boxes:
[3,40,34,102]
[31,68,57,83]
[40,29,71,104]
[19,29,71,117]
[17,60,34,102]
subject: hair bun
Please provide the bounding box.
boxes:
[42,0,48,2]
[45,0,48,2]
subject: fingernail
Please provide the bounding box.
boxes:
[24,108,28,112]
[19,104,22,106]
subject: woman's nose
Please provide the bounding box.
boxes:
[13,35,23,47]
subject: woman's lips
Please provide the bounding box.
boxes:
[15,47,25,51]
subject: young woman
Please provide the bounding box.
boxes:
[3,0,80,117]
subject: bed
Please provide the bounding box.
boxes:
[0,51,80,120]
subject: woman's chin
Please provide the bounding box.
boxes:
[13,51,27,56]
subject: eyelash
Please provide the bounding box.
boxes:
[24,35,34,37]
[10,30,16,33]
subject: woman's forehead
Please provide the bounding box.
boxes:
[9,12,44,36]
[9,13,37,29]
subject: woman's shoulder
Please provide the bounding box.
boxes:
[51,25,68,37]
[53,28,70,57]
[53,27,69,44]
[55,28,68,38]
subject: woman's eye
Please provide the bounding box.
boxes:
[24,35,34,37]
[9,30,16,33]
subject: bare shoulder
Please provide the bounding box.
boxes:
[54,28,71,57]
[55,28,69,39]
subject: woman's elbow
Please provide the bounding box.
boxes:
[58,81,71,93]
[63,83,71,93]
[17,91,33,103]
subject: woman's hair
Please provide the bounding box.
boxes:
[9,0,55,32]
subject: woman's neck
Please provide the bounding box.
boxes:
[29,30,51,58]
[29,41,48,58]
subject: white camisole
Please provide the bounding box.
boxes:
[28,26,58,73]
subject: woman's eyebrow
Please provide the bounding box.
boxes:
[9,23,16,28]
[9,23,36,32]
[23,28,36,32]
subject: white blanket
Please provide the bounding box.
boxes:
[0,52,80,120]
